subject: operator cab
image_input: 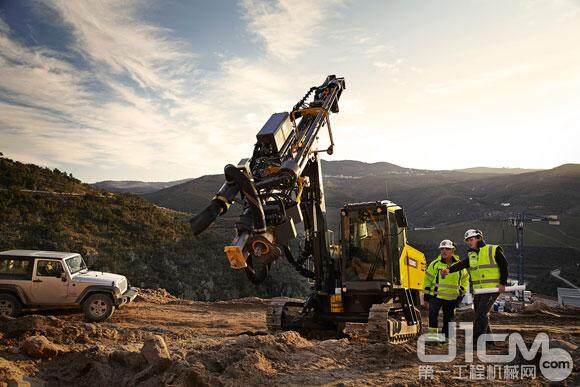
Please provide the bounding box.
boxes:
[340,201,408,286]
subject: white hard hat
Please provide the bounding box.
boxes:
[439,239,455,249]
[464,229,483,241]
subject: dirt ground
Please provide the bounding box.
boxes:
[0,289,578,386]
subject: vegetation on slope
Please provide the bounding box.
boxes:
[0,156,308,300]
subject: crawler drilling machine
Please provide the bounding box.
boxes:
[190,75,426,342]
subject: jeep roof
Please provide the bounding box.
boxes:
[0,250,79,259]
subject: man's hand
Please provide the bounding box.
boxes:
[440,268,450,278]
[498,284,506,293]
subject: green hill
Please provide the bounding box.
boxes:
[133,159,580,296]
[140,160,580,230]
[140,159,503,220]
[142,174,225,213]
[92,178,193,195]
[454,167,542,174]
[0,157,308,300]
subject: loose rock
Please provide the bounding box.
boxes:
[141,335,171,367]
[21,335,64,359]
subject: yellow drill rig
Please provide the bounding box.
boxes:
[190,75,426,341]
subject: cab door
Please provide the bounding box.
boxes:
[30,259,69,305]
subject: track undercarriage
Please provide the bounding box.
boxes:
[266,296,422,343]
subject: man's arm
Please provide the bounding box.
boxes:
[448,258,470,273]
[495,246,509,285]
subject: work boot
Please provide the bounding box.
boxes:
[425,327,446,345]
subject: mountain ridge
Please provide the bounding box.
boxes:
[136,160,579,224]
[92,178,194,194]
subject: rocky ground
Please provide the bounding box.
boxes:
[0,289,578,386]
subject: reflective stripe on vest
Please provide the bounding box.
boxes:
[468,244,500,289]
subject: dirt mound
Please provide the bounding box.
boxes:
[184,331,317,384]
[0,315,65,338]
[0,295,577,385]
[0,357,24,384]
[183,330,417,385]
[0,314,145,349]
[135,288,178,304]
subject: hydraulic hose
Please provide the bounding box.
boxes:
[189,200,224,236]
[223,164,267,234]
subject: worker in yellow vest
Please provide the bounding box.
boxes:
[423,239,469,341]
[440,229,509,345]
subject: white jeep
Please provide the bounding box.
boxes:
[0,250,137,322]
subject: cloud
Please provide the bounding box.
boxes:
[0,1,224,181]
[0,1,346,181]
[0,0,406,182]
[240,0,341,60]
[2,0,579,180]
[50,1,196,97]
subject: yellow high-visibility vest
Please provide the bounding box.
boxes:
[468,244,501,289]
[424,255,469,300]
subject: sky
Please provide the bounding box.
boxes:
[0,0,579,183]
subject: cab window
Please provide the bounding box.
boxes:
[36,260,65,277]
[346,220,388,281]
[0,257,32,279]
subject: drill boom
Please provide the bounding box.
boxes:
[190,75,345,283]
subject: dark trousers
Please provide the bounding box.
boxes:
[473,293,499,344]
[428,297,456,337]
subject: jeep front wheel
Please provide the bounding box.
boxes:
[0,293,22,318]
[83,293,115,322]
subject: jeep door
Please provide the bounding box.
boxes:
[0,255,33,298]
[30,259,69,304]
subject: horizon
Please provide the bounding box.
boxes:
[1,1,579,182]
[2,152,569,184]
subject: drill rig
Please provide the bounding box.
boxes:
[190,75,426,342]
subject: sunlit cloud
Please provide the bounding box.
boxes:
[240,0,341,61]
[1,0,579,181]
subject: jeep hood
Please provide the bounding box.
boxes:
[72,271,128,292]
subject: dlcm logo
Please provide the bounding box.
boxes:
[540,348,573,382]
[417,322,573,382]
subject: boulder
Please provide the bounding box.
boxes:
[141,335,171,367]
[21,335,63,359]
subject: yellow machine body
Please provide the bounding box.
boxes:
[399,243,426,290]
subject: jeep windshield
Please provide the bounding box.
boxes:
[65,255,88,274]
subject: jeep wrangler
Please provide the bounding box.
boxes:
[0,250,137,322]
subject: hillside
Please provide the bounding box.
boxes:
[142,174,225,213]
[396,164,580,226]
[454,167,542,174]
[140,160,502,216]
[135,159,580,296]
[92,178,193,195]
[4,156,578,298]
[138,160,580,229]
[0,158,89,194]
[0,157,308,301]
